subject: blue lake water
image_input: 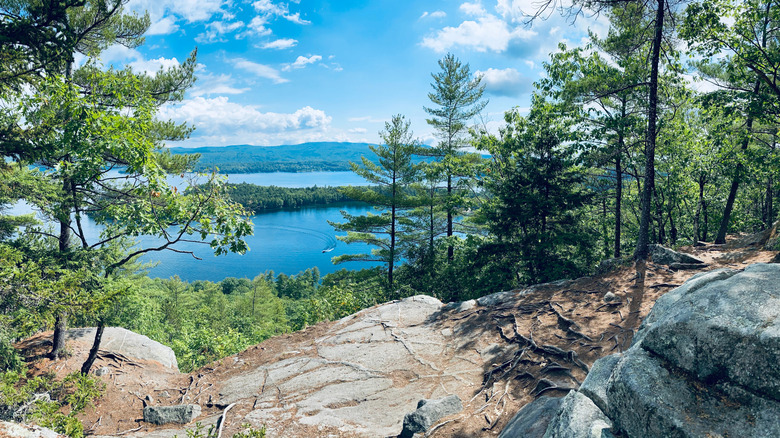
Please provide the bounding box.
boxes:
[9,172,381,282]
[225,171,367,187]
[136,203,380,282]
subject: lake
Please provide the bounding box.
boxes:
[135,202,380,282]
[225,171,367,187]
[9,171,381,282]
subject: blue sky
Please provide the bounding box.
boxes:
[102,0,607,147]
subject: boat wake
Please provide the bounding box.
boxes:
[254,225,338,253]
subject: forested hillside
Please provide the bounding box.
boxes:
[168,142,376,173]
[1,0,780,436]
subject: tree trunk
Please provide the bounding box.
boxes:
[694,174,706,243]
[634,0,665,261]
[767,177,774,227]
[614,102,624,258]
[389,180,396,290]
[653,185,665,245]
[703,197,709,242]
[714,111,756,244]
[714,8,768,243]
[446,174,453,261]
[50,314,68,360]
[50,177,72,359]
[602,197,610,258]
[80,321,104,375]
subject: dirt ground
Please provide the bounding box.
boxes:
[14,238,776,437]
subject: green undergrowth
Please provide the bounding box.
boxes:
[183,422,266,438]
[0,368,104,438]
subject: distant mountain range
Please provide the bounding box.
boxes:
[168,142,379,173]
[168,142,489,174]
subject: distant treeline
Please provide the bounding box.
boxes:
[211,161,354,173]
[226,183,357,212]
[169,143,444,173]
[170,142,375,174]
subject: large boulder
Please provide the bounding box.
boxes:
[0,421,65,438]
[65,327,178,370]
[143,404,201,425]
[399,395,463,438]
[648,244,705,266]
[543,391,613,438]
[498,396,563,438]
[637,263,780,400]
[538,263,780,437]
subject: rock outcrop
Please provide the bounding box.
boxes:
[143,405,202,425]
[498,396,562,438]
[649,244,706,269]
[0,421,66,438]
[28,245,774,437]
[64,327,178,370]
[400,395,463,438]
[535,264,780,438]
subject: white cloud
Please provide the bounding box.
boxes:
[189,73,250,97]
[129,56,182,75]
[682,73,721,94]
[196,20,246,43]
[161,97,330,132]
[98,45,140,64]
[127,0,226,35]
[347,116,386,123]
[246,16,273,37]
[348,128,368,134]
[233,58,288,84]
[98,45,182,77]
[260,38,299,50]
[253,0,285,14]
[283,55,322,71]
[420,10,447,20]
[252,0,310,25]
[495,0,535,23]
[421,14,536,53]
[476,67,530,97]
[460,1,487,16]
[283,12,310,25]
[146,16,180,35]
[159,97,337,146]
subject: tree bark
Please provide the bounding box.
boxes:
[50,176,71,359]
[714,1,769,242]
[767,177,774,227]
[389,174,396,290]
[446,174,453,261]
[80,321,104,375]
[714,87,758,244]
[694,174,706,243]
[634,0,665,261]
[614,99,625,258]
[50,314,68,360]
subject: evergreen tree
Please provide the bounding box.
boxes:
[424,53,487,261]
[331,115,418,290]
[479,97,596,284]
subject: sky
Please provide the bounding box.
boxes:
[104,0,609,147]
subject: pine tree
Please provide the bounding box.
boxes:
[480,97,596,284]
[424,53,487,261]
[331,115,418,290]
